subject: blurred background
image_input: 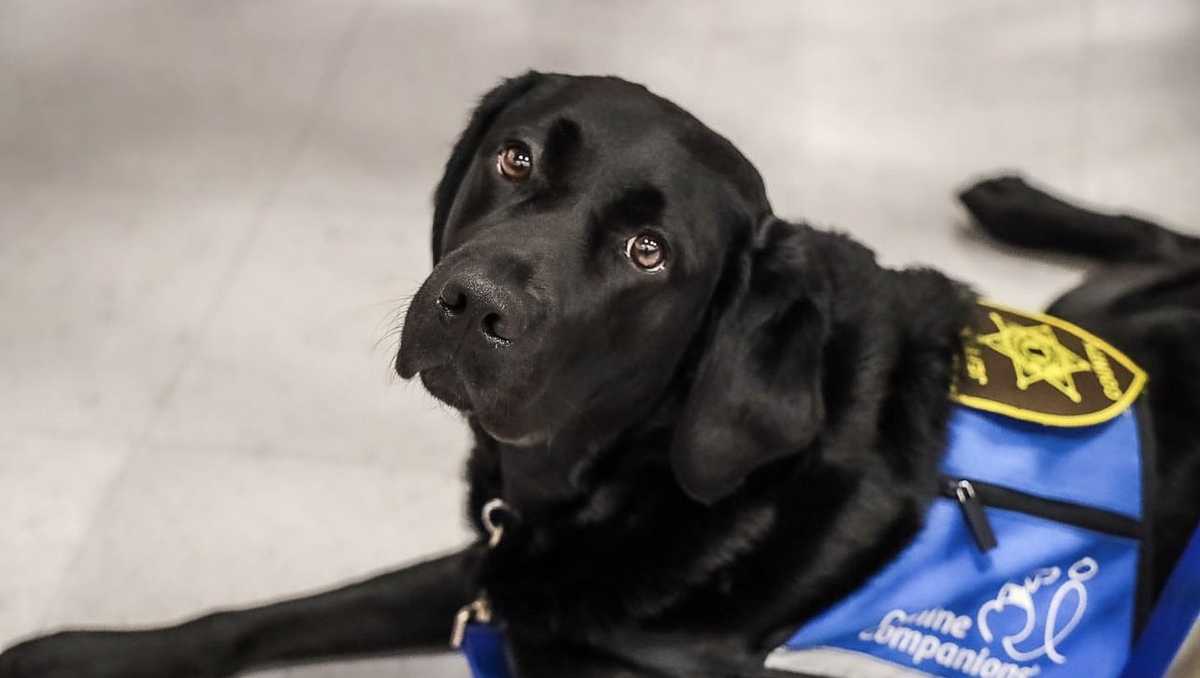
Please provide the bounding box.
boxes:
[1,1,1197,675]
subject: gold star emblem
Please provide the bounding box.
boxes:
[976,312,1092,403]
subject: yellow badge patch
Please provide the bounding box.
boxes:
[950,300,1147,427]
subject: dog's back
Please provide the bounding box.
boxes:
[961,176,1200,592]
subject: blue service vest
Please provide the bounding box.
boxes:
[767,302,1156,678]
[766,406,1147,678]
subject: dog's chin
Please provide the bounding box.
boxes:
[417,366,474,412]
[417,367,549,446]
[469,394,551,447]
[475,416,549,447]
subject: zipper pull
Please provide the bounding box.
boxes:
[952,479,997,551]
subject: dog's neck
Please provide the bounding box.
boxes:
[465,395,685,519]
[495,438,586,513]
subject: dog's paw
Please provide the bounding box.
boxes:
[959,175,1038,224]
[958,174,1094,247]
[0,629,224,678]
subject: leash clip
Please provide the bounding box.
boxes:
[449,498,512,649]
[450,596,493,649]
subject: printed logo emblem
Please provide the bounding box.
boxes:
[977,557,1097,664]
[976,313,1091,404]
[950,300,1147,427]
[853,557,1099,677]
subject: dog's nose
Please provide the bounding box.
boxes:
[436,275,527,344]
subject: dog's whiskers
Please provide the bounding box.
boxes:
[375,294,416,383]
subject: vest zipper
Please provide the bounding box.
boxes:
[939,475,1142,552]
[946,479,997,551]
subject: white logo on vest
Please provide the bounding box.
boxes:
[978,557,1097,664]
[856,557,1099,677]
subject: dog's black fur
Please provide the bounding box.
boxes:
[3,73,1198,678]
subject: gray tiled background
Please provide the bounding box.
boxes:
[1,2,1197,676]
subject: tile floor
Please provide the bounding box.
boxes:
[1,2,1197,676]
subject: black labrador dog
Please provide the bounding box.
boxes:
[2,72,1198,678]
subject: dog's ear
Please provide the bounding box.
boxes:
[431,71,545,263]
[670,219,833,504]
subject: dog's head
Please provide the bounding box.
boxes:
[399,73,833,503]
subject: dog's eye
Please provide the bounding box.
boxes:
[497,142,533,182]
[625,233,668,272]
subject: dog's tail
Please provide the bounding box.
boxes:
[959,175,1200,264]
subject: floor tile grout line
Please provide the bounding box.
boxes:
[33,0,377,631]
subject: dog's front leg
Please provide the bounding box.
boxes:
[0,549,475,678]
